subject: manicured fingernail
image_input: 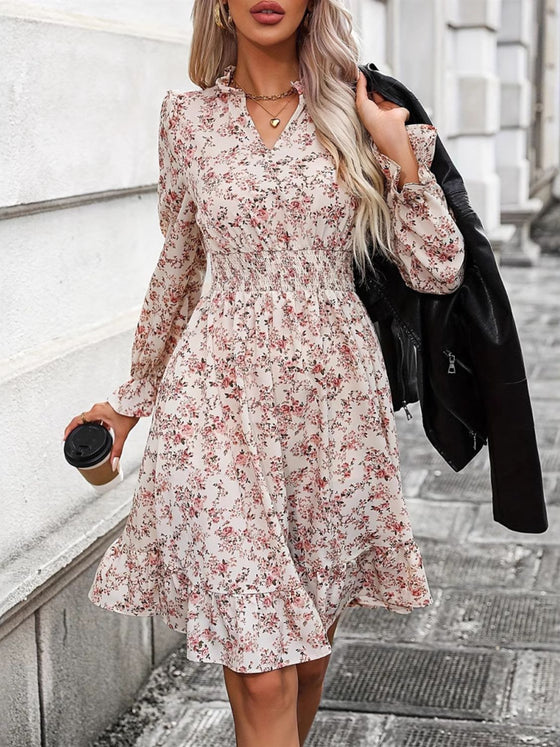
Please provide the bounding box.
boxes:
[112,457,120,472]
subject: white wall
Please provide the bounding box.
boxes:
[0,1,194,565]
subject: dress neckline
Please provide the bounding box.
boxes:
[215,64,306,153]
[215,64,305,98]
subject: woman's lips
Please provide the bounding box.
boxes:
[250,10,285,25]
[250,2,285,25]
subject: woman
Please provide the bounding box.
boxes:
[64,1,465,744]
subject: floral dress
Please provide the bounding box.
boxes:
[88,64,465,674]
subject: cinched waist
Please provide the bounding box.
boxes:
[208,248,356,292]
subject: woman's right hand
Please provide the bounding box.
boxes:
[63,402,140,471]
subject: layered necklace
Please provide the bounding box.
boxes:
[229,68,299,129]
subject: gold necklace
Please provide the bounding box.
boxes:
[248,94,297,128]
[230,73,299,129]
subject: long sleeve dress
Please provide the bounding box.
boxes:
[88,64,465,674]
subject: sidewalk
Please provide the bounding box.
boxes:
[93,257,560,747]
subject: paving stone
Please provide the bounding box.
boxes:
[528,381,560,400]
[546,477,560,504]
[532,362,560,381]
[138,703,235,747]
[430,590,560,649]
[469,504,560,544]
[506,651,560,728]
[534,547,560,592]
[398,445,451,471]
[152,617,185,668]
[143,704,388,747]
[401,468,429,499]
[518,315,560,334]
[93,646,227,747]
[406,500,477,541]
[536,424,560,448]
[532,399,560,421]
[337,592,441,644]
[503,263,560,304]
[380,716,560,746]
[419,469,493,502]
[540,449,560,474]
[517,338,557,359]
[420,540,540,589]
[322,641,512,720]
[167,658,226,702]
[307,711,386,746]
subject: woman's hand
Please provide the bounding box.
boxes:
[355,70,409,141]
[63,402,139,471]
[355,70,420,189]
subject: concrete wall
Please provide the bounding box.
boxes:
[384,0,559,260]
[0,520,184,747]
[0,2,193,744]
[0,2,197,563]
[350,0,393,73]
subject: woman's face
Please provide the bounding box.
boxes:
[226,0,310,45]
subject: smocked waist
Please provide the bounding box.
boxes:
[208,248,356,292]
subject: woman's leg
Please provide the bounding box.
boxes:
[295,614,341,745]
[222,662,300,747]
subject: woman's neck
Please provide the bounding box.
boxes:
[233,44,300,96]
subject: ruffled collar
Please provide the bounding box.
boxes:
[215,64,304,97]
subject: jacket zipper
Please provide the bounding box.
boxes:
[395,324,414,421]
[444,349,456,374]
[443,349,481,450]
[443,347,474,376]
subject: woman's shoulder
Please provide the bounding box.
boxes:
[161,86,220,126]
[163,86,219,113]
[161,87,204,112]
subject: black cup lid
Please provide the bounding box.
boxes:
[64,423,113,468]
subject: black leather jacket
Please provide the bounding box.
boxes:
[354,63,548,534]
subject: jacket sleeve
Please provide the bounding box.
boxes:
[370,123,465,295]
[107,90,207,418]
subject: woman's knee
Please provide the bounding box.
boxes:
[225,664,299,710]
[296,655,330,691]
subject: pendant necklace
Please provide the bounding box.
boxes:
[230,71,299,129]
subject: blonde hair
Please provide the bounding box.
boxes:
[189,0,394,281]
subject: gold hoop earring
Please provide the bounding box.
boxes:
[303,8,312,31]
[214,2,231,29]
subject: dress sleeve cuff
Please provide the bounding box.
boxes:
[371,123,438,199]
[107,377,159,418]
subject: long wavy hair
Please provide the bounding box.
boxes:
[189,0,394,281]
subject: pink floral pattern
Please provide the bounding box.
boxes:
[369,127,465,294]
[88,64,464,673]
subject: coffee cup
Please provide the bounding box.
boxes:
[64,422,123,494]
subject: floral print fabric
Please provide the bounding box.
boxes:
[88,64,465,673]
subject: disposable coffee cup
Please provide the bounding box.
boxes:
[64,422,123,495]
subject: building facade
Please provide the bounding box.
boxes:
[1,1,558,744]
[350,0,560,263]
